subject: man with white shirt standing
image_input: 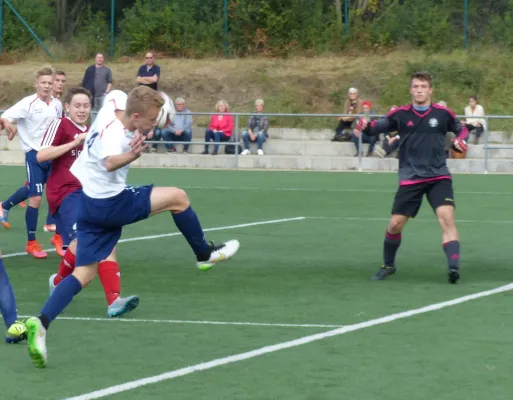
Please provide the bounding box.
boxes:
[0,67,62,258]
[24,86,240,368]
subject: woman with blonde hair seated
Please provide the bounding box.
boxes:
[202,100,234,155]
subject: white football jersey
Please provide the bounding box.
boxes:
[2,94,62,152]
[70,117,133,199]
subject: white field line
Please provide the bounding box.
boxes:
[16,315,342,329]
[307,216,513,224]
[2,216,306,259]
[64,283,513,400]
[181,186,513,196]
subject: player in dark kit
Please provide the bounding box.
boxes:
[355,72,468,284]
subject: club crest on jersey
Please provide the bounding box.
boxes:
[428,118,438,127]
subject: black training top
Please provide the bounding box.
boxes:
[366,103,469,184]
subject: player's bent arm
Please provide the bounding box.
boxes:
[104,152,139,172]
[37,140,81,163]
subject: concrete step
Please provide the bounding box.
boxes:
[0,149,507,173]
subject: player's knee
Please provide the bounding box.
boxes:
[388,216,406,234]
[28,196,42,208]
[171,188,190,212]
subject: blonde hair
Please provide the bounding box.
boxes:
[437,100,447,107]
[255,98,264,106]
[35,66,55,80]
[215,100,230,112]
[125,86,164,117]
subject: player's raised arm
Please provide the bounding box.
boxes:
[38,130,86,162]
[104,131,147,172]
[356,112,399,136]
[0,99,28,139]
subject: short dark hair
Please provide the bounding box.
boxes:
[470,95,478,102]
[410,71,432,87]
[55,70,66,76]
[66,87,92,104]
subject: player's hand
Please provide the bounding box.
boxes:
[74,132,87,146]
[1,119,17,140]
[129,131,148,156]
[451,137,468,153]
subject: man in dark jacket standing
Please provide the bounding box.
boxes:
[82,53,113,111]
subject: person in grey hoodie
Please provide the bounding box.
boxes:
[164,97,193,153]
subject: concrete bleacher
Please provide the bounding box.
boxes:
[1,128,513,172]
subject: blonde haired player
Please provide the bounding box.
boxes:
[38,88,139,317]
[25,86,240,368]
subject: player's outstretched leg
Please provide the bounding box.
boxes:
[0,185,30,229]
[372,214,408,281]
[49,243,138,317]
[150,186,240,270]
[435,205,460,284]
[0,252,27,344]
[27,263,96,368]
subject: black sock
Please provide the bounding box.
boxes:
[38,313,50,330]
[384,231,402,267]
[443,241,460,269]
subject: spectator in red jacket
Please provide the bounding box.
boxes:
[202,100,234,155]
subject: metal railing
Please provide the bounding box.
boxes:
[103,111,509,173]
[2,110,512,173]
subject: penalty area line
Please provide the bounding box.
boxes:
[63,282,513,400]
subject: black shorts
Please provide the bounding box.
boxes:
[391,179,455,218]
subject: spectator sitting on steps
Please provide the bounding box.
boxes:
[202,100,234,155]
[351,100,377,157]
[332,87,363,142]
[464,95,486,144]
[241,99,269,156]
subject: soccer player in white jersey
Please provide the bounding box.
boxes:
[0,67,62,258]
[25,86,240,368]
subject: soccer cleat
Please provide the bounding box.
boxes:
[5,321,27,344]
[107,295,140,318]
[26,317,47,368]
[49,273,58,296]
[0,202,10,229]
[371,265,397,281]
[448,268,460,284]
[50,234,65,257]
[44,224,56,233]
[19,201,27,208]
[196,240,240,271]
[25,241,48,259]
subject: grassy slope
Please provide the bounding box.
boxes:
[0,49,509,129]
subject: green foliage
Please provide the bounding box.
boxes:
[3,0,54,51]
[7,0,513,59]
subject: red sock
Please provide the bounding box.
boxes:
[98,261,121,306]
[53,249,76,285]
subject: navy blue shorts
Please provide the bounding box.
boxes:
[25,150,51,197]
[75,185,154,266]
[54,189,82,249]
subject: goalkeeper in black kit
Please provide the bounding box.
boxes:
[355,72,469,284]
